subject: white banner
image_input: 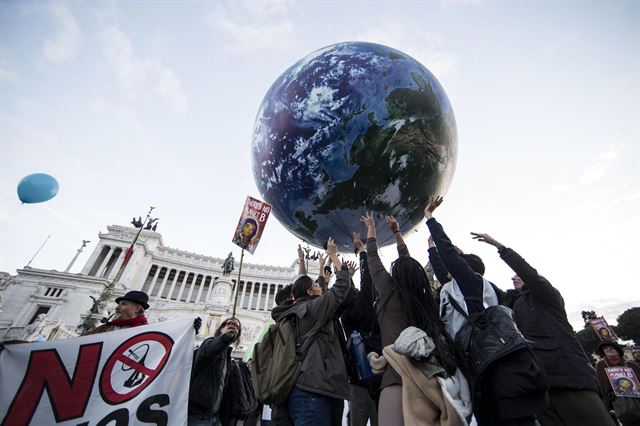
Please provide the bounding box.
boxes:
[0,318,194,426]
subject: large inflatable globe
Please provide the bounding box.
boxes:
[252,42,457,250]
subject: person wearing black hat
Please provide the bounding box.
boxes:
[84,290,150,335]
[596,340,640,425]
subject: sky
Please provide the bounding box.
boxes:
[1,0,638,330]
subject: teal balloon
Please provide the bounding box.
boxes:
[17,173,59,204]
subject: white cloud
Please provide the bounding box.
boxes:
[41,4,80,65]
[100,25,188,113]
[581,144,618,184]
[206,2,295,54]
[548,183,573,195]
[356,22,456,78]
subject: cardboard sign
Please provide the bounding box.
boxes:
[232,196,272,254]
[606,366,640,398]
[590,317,618,341]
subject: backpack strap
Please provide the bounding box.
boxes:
[448,295,475,327]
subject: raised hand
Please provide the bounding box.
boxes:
[353,232,364,254]
[327,237,342,269]
[424,196,444,219]
[361,212,376,238]
[385,216,400,233]
[297,244,304,261]
[193,317,202,335]
[318,253,327,270]
[344,260,359,277]
[471,232,504,249]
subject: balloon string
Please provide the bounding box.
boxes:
[0,202,22,230]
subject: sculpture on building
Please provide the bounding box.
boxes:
[145,218,159,231]
[131,216,144,228]
[222,252,235,276]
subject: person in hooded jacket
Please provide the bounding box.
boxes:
[424,197,549,426]
[471,232,615,426]
[188,317,242,426]
[271,237,352,426]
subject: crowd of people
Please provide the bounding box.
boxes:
[60,197,640,425]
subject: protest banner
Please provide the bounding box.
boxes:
[0,318,194,425]
[230,196,272,316]
[590,317,618,341]
[606,366,640,398]
[231,196,272,255]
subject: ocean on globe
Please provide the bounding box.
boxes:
[252,42,457,250]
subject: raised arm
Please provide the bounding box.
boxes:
[428,235,450,285]
[317,253,328,293]
[424,197,481,293]
[297,244,306,276]
[362,213,394,292]
[386,216,410,257]
[471,232,558,303]
[307,238,351,321]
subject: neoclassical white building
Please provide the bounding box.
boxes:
[0,225,316,357]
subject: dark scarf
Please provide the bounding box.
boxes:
[605,355,623,366]
[110,315,148,327]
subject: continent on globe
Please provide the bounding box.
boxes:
[252,41,457,250]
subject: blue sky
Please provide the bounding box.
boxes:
[1,1,638,329]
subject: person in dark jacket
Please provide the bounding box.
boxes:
[471,231,616,426]
[83,290,150,335]
[340,232,379,426]
[188,317,242,426]
[424,196,548,426]
[271,237,352,426]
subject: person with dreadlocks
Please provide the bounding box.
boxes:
[361,213,457,425]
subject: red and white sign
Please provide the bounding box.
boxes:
[0,318,193,426]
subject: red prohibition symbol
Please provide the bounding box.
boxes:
[99,332,174,405]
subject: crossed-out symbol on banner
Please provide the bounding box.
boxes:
[99,332,174,405]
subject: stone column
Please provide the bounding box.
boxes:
[146,266,162,295]
[185,274,197,302]
[246,282,255,311]
[240,281,248,309]
[155,268,171,298]
[176,272,190,301]
[97,246,115,278]
[167,270,181,300]
[256,282,264,311]
[205,277,215,301]
[263,284,273,311]
[195,275,206,303]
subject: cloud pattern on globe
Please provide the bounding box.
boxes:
[252,42,457,250]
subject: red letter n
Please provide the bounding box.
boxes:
[1,342,102,426]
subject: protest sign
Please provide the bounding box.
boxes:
[232,196,272,255]
[0,318,194,425]
[590,317,618,341]
[606,366,640,398]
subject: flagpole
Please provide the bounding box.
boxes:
[231,248,245,317]
[111,206,155,285]
[78,205,155,334]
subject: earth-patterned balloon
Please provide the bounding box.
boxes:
[252,42,457,250]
